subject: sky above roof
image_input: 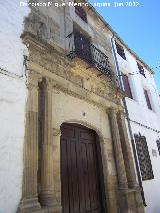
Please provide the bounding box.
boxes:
[88,0,160,92]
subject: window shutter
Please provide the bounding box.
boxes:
[122,73,133,99]
[144,89,152,110]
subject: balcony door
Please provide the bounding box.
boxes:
[74,30,92,64]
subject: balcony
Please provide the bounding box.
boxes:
[66,31,112,77]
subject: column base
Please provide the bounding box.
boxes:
[117,188,144,213]
[40,191,55,207]
[17,197,44,213]
[47,205,62,213]
[128,181,140,189]
[17,198,62,213]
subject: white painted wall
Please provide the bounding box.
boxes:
[0,0,30,75]
[114,41,160,213]
[0,1,29,212]
[130,123,160,213]
[0,71,27,213]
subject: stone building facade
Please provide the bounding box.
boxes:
[17,1,144,213]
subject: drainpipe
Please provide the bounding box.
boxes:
[111,35,147,206]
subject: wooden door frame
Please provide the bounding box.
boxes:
[60,122,107,213]
[95,134,108,213]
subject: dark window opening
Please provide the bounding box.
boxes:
[115,42,126,60]
[137,62,146,77]
[134,134,154,181]
[122,73,133,99]
[74,29,92,64]
[156,140,160,156]
[144,89,152,110]
[75,4,87,22]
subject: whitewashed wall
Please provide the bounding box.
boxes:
[115,42,160,213]
[0,71,27,213]
[0,0,30,75]
[130,123,160,213]
[0,1,29,212]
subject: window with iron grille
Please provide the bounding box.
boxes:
[137,62,146,77]
[134,134,154,181]
[156,139,160,156]
[144,89,152,110]
[115,42,126,60]
[122,73,133,99]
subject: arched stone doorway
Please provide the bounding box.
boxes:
[60,123,106,213]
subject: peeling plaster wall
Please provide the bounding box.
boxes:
[0,0,30,75]
[0,72,27,213]
[0,1,29,212]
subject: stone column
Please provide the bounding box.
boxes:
[100,137,118,213]
[117,111,138,188]
[18,72,42,212]
[109,108,128,189]
[40,78,55,207]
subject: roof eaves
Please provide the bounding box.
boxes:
[88,3,154,74]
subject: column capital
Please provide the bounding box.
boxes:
[117,110,126,121]
[27,71,42,90]
[107,107,118,115]
[42,77,53,91]
[53,128,61,136]
[26,71,42,112]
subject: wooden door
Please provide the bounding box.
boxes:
[60,123,104,213]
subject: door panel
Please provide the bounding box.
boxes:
[61,123,104,213]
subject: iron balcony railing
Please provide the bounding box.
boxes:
[66,32,112,77]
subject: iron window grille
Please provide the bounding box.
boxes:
[134,133,154,181]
